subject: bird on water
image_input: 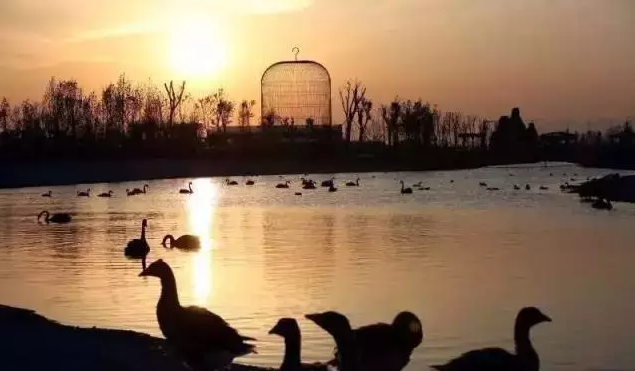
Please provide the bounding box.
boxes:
[124,219,150,269]
[140,259,257,371]
[431,306,551,371]
[162,234,201,251]
[305,311,358,371]
[37,211,71,224]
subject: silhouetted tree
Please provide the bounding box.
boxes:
[340,80,366,143]
[164,80,186,127]
[238,99,256,131]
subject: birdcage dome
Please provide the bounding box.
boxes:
[261,55,331,127]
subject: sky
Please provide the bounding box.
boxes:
[0,0,633,130]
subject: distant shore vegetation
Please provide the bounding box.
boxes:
[0,75,633,169]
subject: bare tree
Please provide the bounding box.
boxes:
[0,98,10,132]
[211,88,234,132]
[339,80,366,143]
[356,98,373,142]
[238,99,256,131]
[164,80,186,127]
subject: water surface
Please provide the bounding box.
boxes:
[0,163,634,371]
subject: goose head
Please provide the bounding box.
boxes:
[392,311,423,350]
[517,306,551,329]
[139,259,170,278]
[142,219,148,228]
[305,311,352,338]
[269,317,301,338]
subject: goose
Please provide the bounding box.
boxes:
[431,307,551,371]
[346,178,360,187]
[525,184,531,190]
[321,177,335,188]
[179,182,194,194]
[400,181,413,194]
[139,259,257,370]
[479,182,487,187]
[592,198,613,210]
[98,190,113,198]
[124,219,150,269]
[77,189,90,197]
[305,311,358,371]
[37,211,71,224]
[513,185,521,190]
[328,184,338,193]
[162,234,201,251]
[539,186,549,190]
[326,311,423,371]
[225,178,239,186]
[269,318,328,371]
[276,181,290,189]
[246,179,255,186]
[295,192,302,196]
[41,191,52,197]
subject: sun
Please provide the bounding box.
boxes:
[167,17,228,79]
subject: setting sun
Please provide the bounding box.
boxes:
[167,16,228,80]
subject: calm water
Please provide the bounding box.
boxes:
[1,163,634,371]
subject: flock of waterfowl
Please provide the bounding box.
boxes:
[27,172,577,371]
[132,256,552,371]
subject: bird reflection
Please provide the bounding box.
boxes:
[185,178,218,305]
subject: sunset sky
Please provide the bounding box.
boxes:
[0,0,633,129]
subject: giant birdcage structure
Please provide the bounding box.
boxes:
[261,47,332,127]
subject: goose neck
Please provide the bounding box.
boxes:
[281,335,301,369]
[158,272,180,308]
[514,322,538,369]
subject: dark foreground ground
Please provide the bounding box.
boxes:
[0,304,268,371]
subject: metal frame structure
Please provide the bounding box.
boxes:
[261,47,332,127]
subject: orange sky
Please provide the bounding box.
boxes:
[0,0,633,129]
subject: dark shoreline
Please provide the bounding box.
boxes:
[0,157,486,189]
[2,156,632,190]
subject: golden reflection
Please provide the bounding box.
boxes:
[185,178,219,305]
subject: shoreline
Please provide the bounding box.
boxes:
[0,157,486,189]
[0,303,268,371]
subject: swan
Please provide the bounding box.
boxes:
[525,184,531,190]
[328,184,338,193]
[346,178,360,187]
[98,190,113,198]
[431,307,551,371]
[302,180,316,190]
[246,179,255,186]
[513,185,521,190]
[77,189,90,197]
[276,181,290,189]
[400,181,413,194]
[326,311,423,371]
[129,184,149,195]
[37,211,71,224]
[179,182,194,194]
[226,178,239,186]
[321,177,335,187]
[269,318,328,371]
[479,182,487,187]
[305,311,358,371]
[124,219,150,269]
[162,234,201,251]
[41,191,52,197]
[139,259,257,370]
[592,198,613,210]
[539,186,549,190]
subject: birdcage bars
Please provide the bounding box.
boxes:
[261,51,332,127]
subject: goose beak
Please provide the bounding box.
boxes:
[139,269,149,277]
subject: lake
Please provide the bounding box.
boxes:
[0,163,634,371]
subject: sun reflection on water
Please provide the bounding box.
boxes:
[185,179,218,305]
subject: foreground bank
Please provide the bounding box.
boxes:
[0,304,267,371]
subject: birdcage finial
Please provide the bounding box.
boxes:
[292,46,300,61]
